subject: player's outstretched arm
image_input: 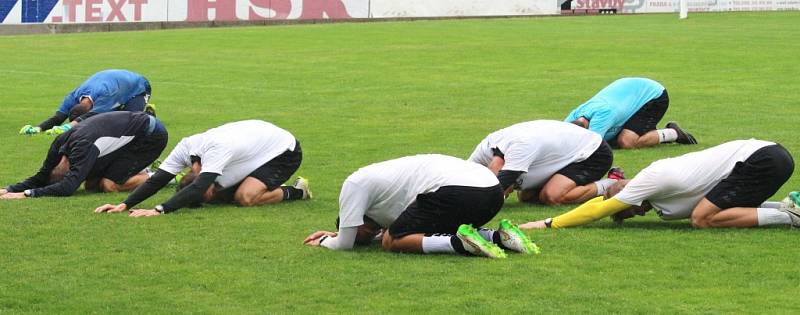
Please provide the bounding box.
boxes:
[126,172,218,218]
[519,196,631,229]
[20,112,68,135]
[305,227,358,250]
[95,169,173,214]
[95,203,128,213]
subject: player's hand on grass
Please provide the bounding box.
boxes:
[94,203,127,213]
[0,192,26,200]
[0,188,7,196]
[45,124,72,136]
[128,209,161,217]
[518,220,547,229]
[19,125,42,135]
[304,231,337,246]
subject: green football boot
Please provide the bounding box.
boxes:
[790,191,800,207]
[456,224,507,259]
[145,103,157,116]
[498,219,541,255]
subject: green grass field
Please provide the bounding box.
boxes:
[1,12,799,314]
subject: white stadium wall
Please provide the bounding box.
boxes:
[0,0,558,25]
[1,0,797,26]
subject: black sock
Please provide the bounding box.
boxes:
[449,235,474,256]
[281,186,304,201]
[492,231,507,250]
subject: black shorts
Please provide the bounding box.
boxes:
[706,144,794,209]
[88,133,168,185]
[122,81,152,112]
[622,89,669,136]
[247,141,302,190]
[388,184,504,238]
[556,141,613,186]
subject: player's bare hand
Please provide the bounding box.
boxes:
[0,192,26,200]
[128,209,161,217]
[304,231,337,246]
[0,189,7,196]
[518,220,548,229]
[95,203,127,213]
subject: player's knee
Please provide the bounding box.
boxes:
[616,136,638,149]
[99,178,120,192]
[539,189,563,206]
[690,214,712,228]
[380,233,398,252]
[235,193,257,207]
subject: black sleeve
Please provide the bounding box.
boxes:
[122,169,175,209]
[37,111,68,130]
[7,168,51,192]
[74,111,99,123]
[29,144,98,197]
[160,172,219,213]
[497,170,524,191]
[8,133,69,192]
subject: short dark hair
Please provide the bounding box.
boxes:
[68,104,89,122]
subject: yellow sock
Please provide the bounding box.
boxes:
[552,197,629,228]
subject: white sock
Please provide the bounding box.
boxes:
[422,235,456,254]
[477,228,496,242]
[657,129,678,143]
[593,179,617,196]
[759,201,783,209]
[756,208,792,226]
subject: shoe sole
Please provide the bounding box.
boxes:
[457,226,507,258]
[499,220,541,254]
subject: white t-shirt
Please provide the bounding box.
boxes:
[159,120,297,188]
[468,120,603,190]
[337,154,500,229]
[614,139,776,220]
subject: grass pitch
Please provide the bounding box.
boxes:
[1,12,800,314]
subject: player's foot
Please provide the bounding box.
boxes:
[789,191,800,207]
[292,176,313,199]
[498,219,541,254]
[780,191,800,210]
[665,121,697,145]
[457,224,507,258]
[145,103,157,116]
[607,167,626,180]
[778,203,800,228]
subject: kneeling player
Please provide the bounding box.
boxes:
[469,120,619,205]
[19,69,156,136]
[303,154,539,258]
[520,139,799,229]
[1,112,168,199]
[565,77,697,149]
[94,120,310,217]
